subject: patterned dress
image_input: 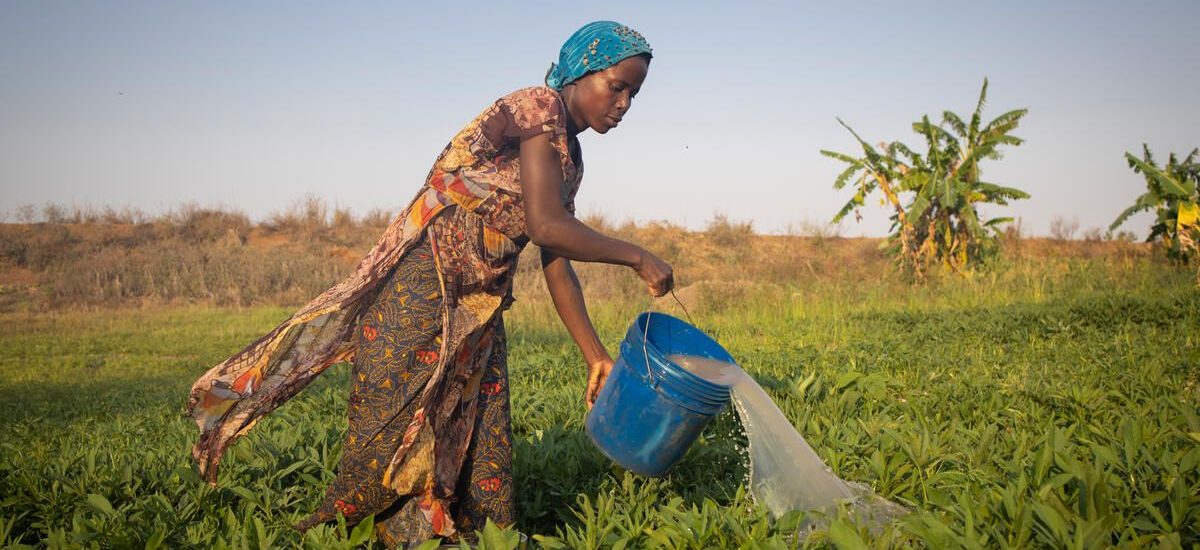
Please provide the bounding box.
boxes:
[187,86,582,546]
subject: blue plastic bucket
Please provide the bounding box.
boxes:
[585,312,735,476]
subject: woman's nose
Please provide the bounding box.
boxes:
[615,91,631,113]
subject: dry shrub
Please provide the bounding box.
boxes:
[32,203,151,225]
[0,227,32,268]
[328,204,364,246]
[1049,216,1080,241]
[88,205,149,224]
[42,203,68,224]
[265,194,330,235]
[100,205,148,224]
[332,205,356,230]
[705,213,754,248]
[1,224,78,271]
[167,203,250,244]
[787,219,843,247]
[14,205,37,224]
[1107,230,1137,243]
[361,208,395,228]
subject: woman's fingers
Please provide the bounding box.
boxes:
[651,271,673,296]
[647,270,673,297]
[585,372,598,410]
[584,365,601,409]
[636,250,674,297]
[585,358,614,410]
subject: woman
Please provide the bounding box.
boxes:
[187,20,673,547]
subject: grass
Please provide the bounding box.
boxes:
[1,245,1197,548]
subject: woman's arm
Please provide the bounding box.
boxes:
[542,249,613,409]
[520,131,670,407]
[519,132,673,296]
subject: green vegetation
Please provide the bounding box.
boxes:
[1110,145,1199,270]
[824,79,1030,276]
[1,244,1197,548]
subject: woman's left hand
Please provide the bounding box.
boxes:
[585,357,615,410]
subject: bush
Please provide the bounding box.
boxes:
[167,203,250,245]
[1049,216,1079,240]
[360,208,395,228]
[705,213,754,248]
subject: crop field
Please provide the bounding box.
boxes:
[1,252,1198,548]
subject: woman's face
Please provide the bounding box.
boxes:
[565,55,649,135]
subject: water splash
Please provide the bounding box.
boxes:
[667,354,907,530]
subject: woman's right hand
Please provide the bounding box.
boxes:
[634,249,674,297]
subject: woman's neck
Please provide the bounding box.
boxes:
[559,87,586,139]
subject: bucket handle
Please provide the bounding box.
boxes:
[642,289,697,383]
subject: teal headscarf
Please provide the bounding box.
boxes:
[545,21,653,91]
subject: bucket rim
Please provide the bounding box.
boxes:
[638,351,732,409]
[630,312,737,398]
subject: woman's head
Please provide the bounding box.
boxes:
[546,21,652,135]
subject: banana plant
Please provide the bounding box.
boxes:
[822,79,1030,276]
[1109,145,1199,268]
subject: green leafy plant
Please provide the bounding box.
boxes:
[1109,145,1200,272]
[822,79,1030,277]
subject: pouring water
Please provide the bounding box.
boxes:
[667,354,908,530]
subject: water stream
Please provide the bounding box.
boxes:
[666,354,907,529]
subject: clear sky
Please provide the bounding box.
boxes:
[2,1,1197,237]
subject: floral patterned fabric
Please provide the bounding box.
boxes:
[292,236,515,546]
[187,85,581,542]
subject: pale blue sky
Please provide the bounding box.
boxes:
[2,1,1197,237]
